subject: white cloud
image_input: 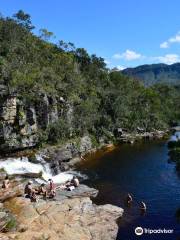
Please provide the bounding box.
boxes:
[154,54,180,64]
[160,32,180,48]
[123,50,142,60]
[160,41,169,48]
[169,33,180,43]
[104,60,111,65]
[112,53,122,59]
[117,65,126,70]
[112,49,142,61]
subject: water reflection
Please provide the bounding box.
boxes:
[176,208,180,224]
[168,131,180,178]
[78,140,180,239]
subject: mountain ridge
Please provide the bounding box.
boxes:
[121,62,180,86]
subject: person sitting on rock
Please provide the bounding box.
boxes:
[71,176,79,187]
[140,201,147,211]
[30,191,38,202]
[66,176,79,191]
[24,181,34,198]
[126,193,133,205]
[2,175,10,189]
[37,183,47,198]
[80,155,86,161]
[48,179,56,198]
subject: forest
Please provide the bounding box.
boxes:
[0,10,180,145]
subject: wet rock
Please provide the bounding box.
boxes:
[44,136,93,173]
[10,172,42,179]
[53,147,73,162]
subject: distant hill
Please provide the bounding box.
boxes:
[122,63,180,86]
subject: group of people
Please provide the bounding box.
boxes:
[24,176,80,202]
[1,175,146,213]
[126,193,147,212]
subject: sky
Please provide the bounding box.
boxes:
[1,0,180,69]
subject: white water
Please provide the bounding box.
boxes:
[0,155,74,184]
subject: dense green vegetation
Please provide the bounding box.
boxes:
[0,11,180,144]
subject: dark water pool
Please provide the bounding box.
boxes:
[77,140,180,240]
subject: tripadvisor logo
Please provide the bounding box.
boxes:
[135,227,143,236]
[135,226,174,235]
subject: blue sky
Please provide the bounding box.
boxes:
[1,0,180,69]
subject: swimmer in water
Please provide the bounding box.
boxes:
[140,201,147,211]
[126,193,133,205]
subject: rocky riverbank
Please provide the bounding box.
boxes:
[0,90,169,154]
[0,178,123,240]
[0,129,169,180]
[0,128,169,240]
[35,129,169,173]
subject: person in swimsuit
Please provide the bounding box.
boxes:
[24,181,34,198]
[2,175,10,189]
[48,179,56,198]
[37,183,47,198]
[140,201,147,211]
[126,193,133,205]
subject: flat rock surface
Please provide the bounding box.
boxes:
[0,179,123,240]
[2,196,123,240]
[55,184,98,201]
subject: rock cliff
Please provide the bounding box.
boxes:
[0,90,68,152]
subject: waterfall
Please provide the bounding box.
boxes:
[0,155,73,184]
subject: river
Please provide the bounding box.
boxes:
[77,139,180,240]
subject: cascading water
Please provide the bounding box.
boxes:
[0,154,74,184]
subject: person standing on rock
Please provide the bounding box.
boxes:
[2,175,10,189]
[48,179,56,198]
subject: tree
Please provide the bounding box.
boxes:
[39,28,54,41]
[13,10,34,31]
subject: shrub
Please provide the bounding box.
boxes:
[46,119,71,144]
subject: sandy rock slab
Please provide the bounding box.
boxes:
[2,196,123,240]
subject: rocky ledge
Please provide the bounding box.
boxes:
[0,181,124,240]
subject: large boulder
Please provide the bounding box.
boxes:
[3,196,123,240]
[44,136,93,173]
[0,183,24,202]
